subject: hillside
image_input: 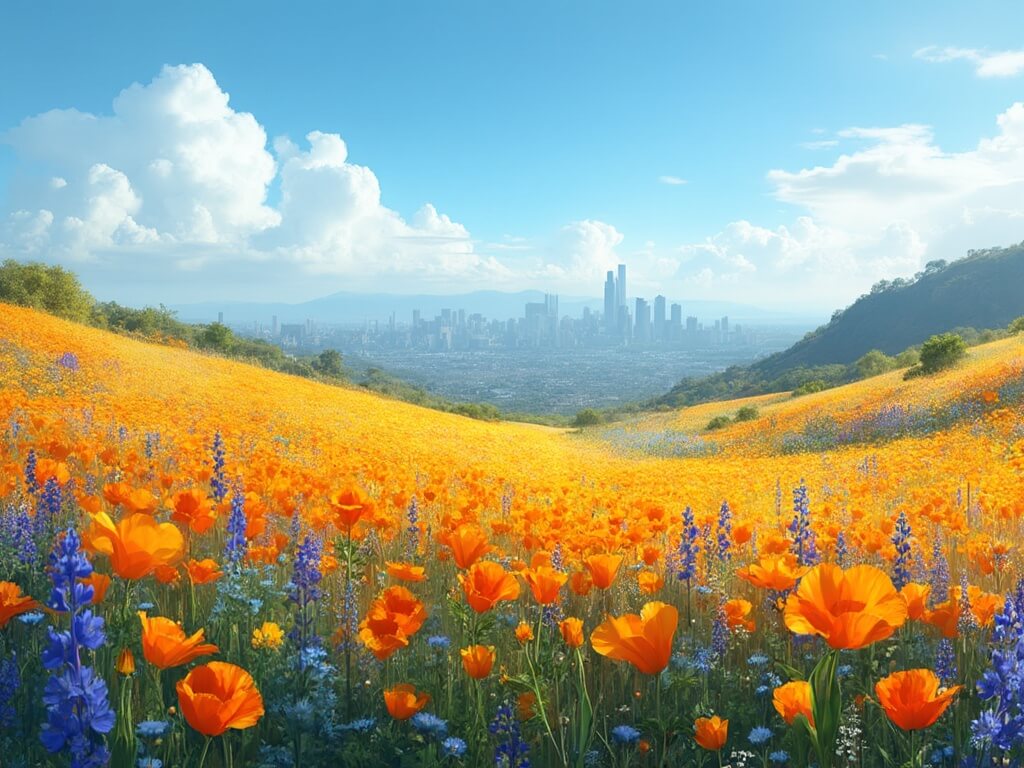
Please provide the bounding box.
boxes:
[755,243,1024,377]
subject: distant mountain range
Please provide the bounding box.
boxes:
[170,291,817,326]
[753,242,1024,378]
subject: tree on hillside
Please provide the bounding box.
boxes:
[906,333,967,378]
[199,322,234,351]
[1009,316,1024,335]
[855,349,896,379]
[314,349,345,377]
[0,259,94,322]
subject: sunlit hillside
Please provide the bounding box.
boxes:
[3,302,1024,766]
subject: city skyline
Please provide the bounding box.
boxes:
[4,3,1024,311]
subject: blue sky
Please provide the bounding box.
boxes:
[1,1,1023,311]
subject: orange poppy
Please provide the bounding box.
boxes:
[176,661,264,736]
[116,647,136,676]
[139,612,219,669]
[516,691,538,720]
[515,621,534,644]
[560,617,584,648]
[590,601,677,675]
[460,644,496,679]
[783,564,907,649]
[84,511,185,580]
[694,716,728,751]
[737,553,808,592]
[80,572,111,604]
[522,565,567,605]
[0,581,39,628]
[900,583,931,621]
[330,487,374,530]
[723,598,755,632]
[154,564,181,585]
[385,561,426,582]
[458,561,521,613]
[186,558,223,585]
[358,586,428,660]
[585,553,623,590]
[874,669,961,731]
[171,489,218,534]
[383,684,430,720]
[569,571,593,596]
[443,524,493,569]
[773,681,814,726]
[637,570,664,595]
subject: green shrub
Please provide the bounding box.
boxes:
[573,408,603,428]
[792,380,829,397]
[735,405,759,421]
[910,333,967,377]
[706,415,732,431]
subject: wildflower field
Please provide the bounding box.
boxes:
[2,303,1024,768]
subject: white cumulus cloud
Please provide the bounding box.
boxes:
[915,46,1024,78]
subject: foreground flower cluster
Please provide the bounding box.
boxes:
[0,305,1022,767]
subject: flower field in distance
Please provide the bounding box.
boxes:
[2,302,1024,767]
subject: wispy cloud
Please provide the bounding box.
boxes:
[657,175,687,185]
[915,45,1024,78]
[801,139,839,150]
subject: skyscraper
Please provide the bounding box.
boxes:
[604,270,616,330]
[653,295,666,341]
[634,297,651,343]
[616,264,627,311]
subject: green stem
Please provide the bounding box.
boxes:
[196,737,212,768]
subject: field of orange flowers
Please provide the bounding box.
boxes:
[1,303,1023,768]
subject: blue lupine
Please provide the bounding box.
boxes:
[935,638,957,684]
[929,539,950,608]
[716,500,732,562]
[972,582,1024,753]
[490,702,530,768]
[223,484,248,567]
[711,603,729,659]
[24,449,39,495]
[210,432,227,503]
[39,528,114,767]
[611,725,641,746]
[835,530,848,567]
[676,507,699,583]
[289,533,323,661]
[958,573,977,635]
[56,351,80,371]
[405,496,420,558]
[1,502,37,566]
[0,652,19,728]
[789,480,818,566]
[891,511,912,590]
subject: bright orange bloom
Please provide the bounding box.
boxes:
[560,617,584,648]
[0,581,39,628]
[443,523,493,569]
[383,684,429,720]
[585,553,623,589]
[723,598,755,632]
[116,647,136,676]
[103,482,158,514]
[385,561,426,582]
[590,601,677,675]
[569,571,593,596]
[458,561,521,613]
[80,572,111,604]
[330,487,374,529]
[154,564,180,585]
[515,621,534,644]
[924,586,1004,638]
[694,716,728,751]
[637,570,664,595]
[186,558,223,585]
[139,612,219,669]
[522,565,567,604]
[901,582,931,621]
[85,511,185,580]
[460,644,496,679]
[874,669,962,731]
[171,489,218,534]
[517,691,537,720]
[176,661,264,736]
[773,681,814,726]
[358,586,428,660]
[737,553,809,592]
[783,564,908,649]
[923,600,959,638]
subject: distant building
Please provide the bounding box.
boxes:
[653,295,666,340]
[604,270,617,331]
[217,311,224,324]
[271,315,279,337]
[634,298,651,343]
[616,264,627,312]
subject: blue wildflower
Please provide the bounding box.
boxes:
[340,717,376,733]
[428,635,452,650]
[749,726,772,746]
[223,484,248,567]
[676,506,699,583]
[890,511,912,590]
[442,737,468,758]
[412,712,449,739]
[716,500,732,561]
[210,432,227,502]
[0,653,19,728]
[135,721,170,739]
[770,750,790,764]
[490,702,530,768]
[611,725,641,746]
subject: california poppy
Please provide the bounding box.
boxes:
[384,684,430,720]
[460,644,496,679]
[176,661,264,736]
[694,716,728,751]
[358,586,428,660]
[591,601,677,675]
[80,572,111,604]
[171,489,218,534]
[515,621,534,644]
[560,617,584,648]
[116,647,136,676]
[737,553,808,592]
[443,524,492,569]
[85,511,185,580]
[330,487,373,530]
[385,561,426,582]
[186,558,223,585]
[458,561,521,613]
[0,581,39,628]
[585,553,623,590]
[637,570,664,595]
[139,612,219,669]
[522,565,567,605]
[569,570,593,596]
[783,564,907,649]
[723,598,755,632]
[773,681,814,726]
[874,669,961,731]
[900,582,931,621]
